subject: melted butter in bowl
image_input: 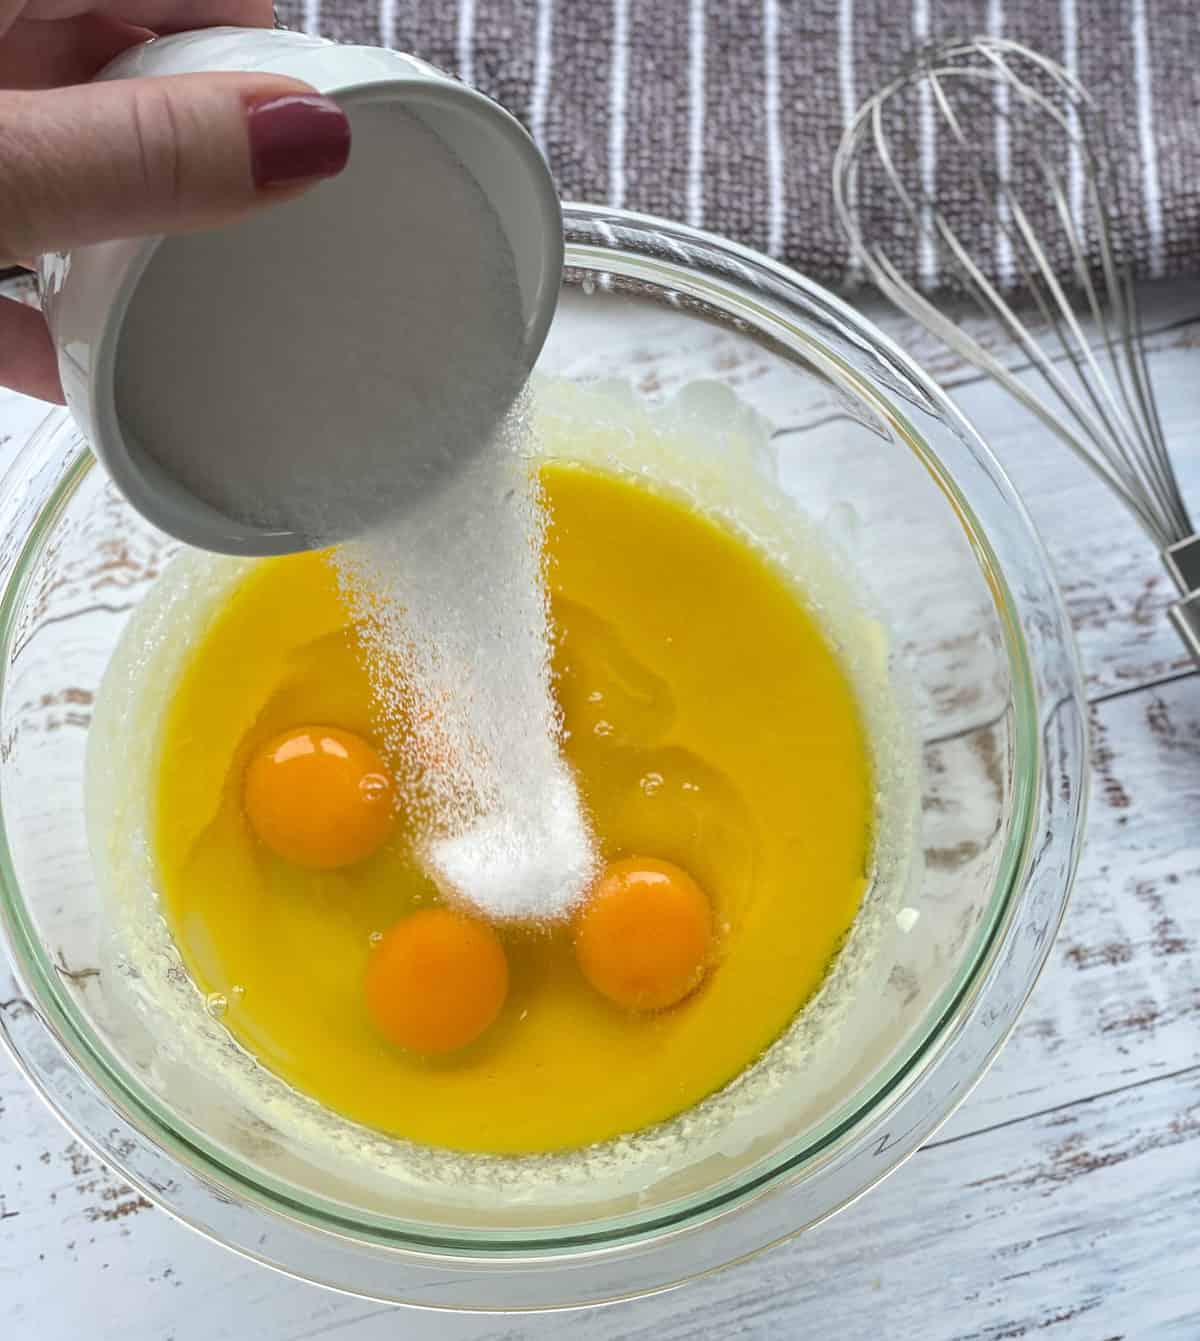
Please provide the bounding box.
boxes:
[86,379,918,1214]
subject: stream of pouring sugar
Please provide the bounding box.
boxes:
[334,400,598,921]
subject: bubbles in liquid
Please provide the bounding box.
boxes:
[368,930,384,948]
[593,720,614,737]
[205,991,228,1018]
[640,771,664,797]
[230,984,246,1003]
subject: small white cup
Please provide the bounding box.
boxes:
[38,27,563,555]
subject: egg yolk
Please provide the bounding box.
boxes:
[573,857,714,1011]
[243,725,394,869]
[365,908,509,1053]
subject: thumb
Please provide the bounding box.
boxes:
[0,72,350,265]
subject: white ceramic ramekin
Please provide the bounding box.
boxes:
[38,27,562,555]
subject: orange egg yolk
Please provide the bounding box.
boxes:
[365,908,509,1053]
[243,725,395,869]
[573,856,714,1011]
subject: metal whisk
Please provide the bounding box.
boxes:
[833,35,1200,662]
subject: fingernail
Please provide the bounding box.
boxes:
[245,93,351,191]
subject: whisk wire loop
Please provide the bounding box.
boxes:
[833,34,1197,662]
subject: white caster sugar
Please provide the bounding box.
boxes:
[118,99,596,917]
[427,764,598,922]
[336,403,598,922]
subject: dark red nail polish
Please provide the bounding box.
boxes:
[246,94,351,191]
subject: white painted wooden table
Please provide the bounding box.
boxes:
[1,272,1198,1340]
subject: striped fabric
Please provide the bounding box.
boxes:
[276,0,1200,290]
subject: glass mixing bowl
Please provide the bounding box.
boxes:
[0,206,1087,1311]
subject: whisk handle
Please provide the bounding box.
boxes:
[1170,594,1200,664]
[1165,536,1200,665]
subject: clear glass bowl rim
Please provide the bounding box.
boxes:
[0,204,1088,1305]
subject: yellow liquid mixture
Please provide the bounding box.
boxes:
[155,463,873,1155]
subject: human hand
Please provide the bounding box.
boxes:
[0,2,351,402]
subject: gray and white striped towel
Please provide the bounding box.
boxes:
[276,0,1200,290]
